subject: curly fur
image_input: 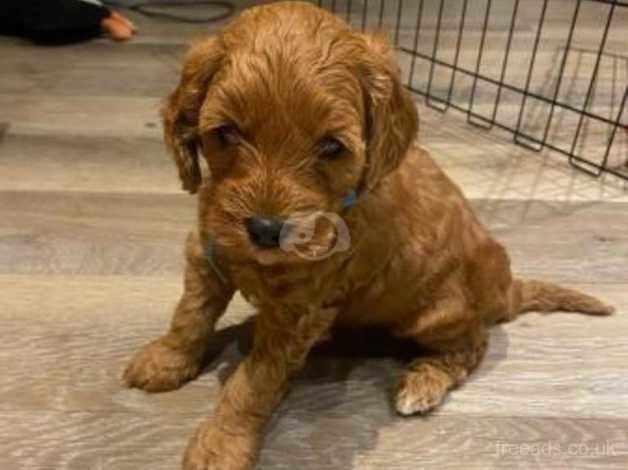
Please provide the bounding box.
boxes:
[124,3,614,469]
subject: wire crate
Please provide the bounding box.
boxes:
[316,0,628,183]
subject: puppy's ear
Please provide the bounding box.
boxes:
[162,37,224,194]
[357,33,418,190]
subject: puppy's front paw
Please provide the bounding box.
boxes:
[123,337,203,392]
[394,363,454,416]
[183,419,257,470]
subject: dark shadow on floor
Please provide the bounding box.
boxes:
[198,316,510,469]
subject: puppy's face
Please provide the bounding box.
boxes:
[162,4,418,267]
[198,46,366,265]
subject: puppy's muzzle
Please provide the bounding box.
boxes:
[245,216,291,248]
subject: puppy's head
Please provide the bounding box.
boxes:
[162,3,417,266]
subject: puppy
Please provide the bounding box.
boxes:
[123,3,613,469]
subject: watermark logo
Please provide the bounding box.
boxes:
[493,440,620,457]
[279,211,350,261]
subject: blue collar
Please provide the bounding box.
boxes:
[341,189,359,211]
[205,240,228,284]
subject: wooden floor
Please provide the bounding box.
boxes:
[1,2,627,469]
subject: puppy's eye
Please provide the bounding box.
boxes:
[214,125,239,146]
[318,136,346,160]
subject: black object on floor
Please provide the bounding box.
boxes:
[0,0,110,44]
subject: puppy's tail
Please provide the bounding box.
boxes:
[511,279,614,317]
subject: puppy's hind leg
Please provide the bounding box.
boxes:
[393,296,487,416]
[124,233,235,392]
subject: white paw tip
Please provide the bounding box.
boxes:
[395,392,430,416]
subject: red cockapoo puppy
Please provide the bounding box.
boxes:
[123,3,613,469]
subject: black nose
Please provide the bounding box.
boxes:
[245,216,285,248]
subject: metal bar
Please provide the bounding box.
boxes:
[598,88,627,172]
[346,0,352,22]
[482,0,520,127]
[377,0,385,29]
[535,0,581,151]
[609,39,617,142]
[513,0,548,144]
[361,0,368,31]
[440,0,469,110]
[425,0,447,111]
[426,0,469,113]
[586,0,628,6]
[467,0,494,129]
[569,3,616,166]
[394,0,403,46]
[406,0,424,90]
